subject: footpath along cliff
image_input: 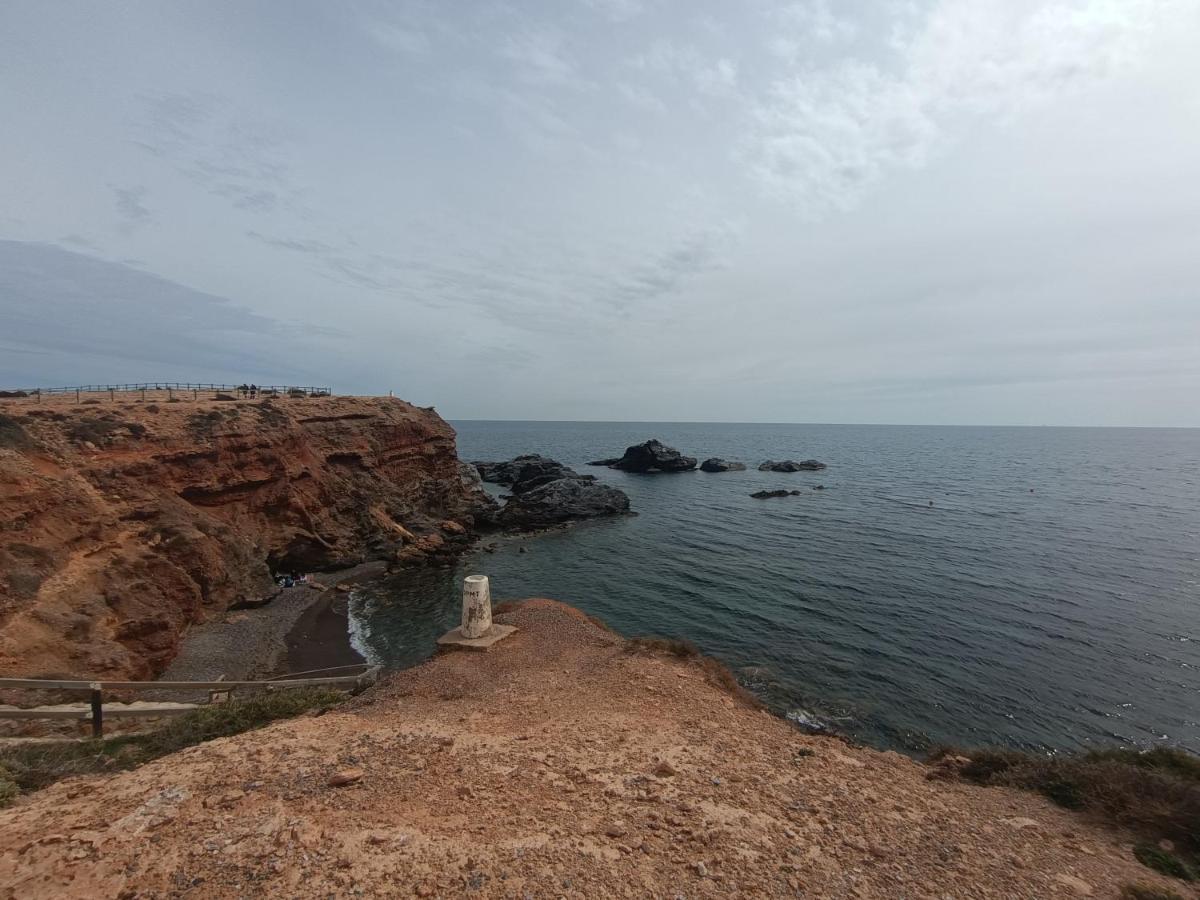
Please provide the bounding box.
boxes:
[0,599,1182,898]
[0,393,491,680]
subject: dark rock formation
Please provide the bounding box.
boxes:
[475,454,572,490]
[474,455,632,529]
[758,459,827,472]
[751,489,802,499]
[498,478,631,528]
[599,439,696,473]
[700,458,746,473]
[586,457,621,467]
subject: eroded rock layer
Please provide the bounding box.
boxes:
[0,394,488,679]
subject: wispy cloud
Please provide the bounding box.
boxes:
[112,185,152,233]
[131,92,303,216]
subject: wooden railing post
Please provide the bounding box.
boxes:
[90,682,103,739]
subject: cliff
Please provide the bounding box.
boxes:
[0,600,1178,898]
[0,394,489,680]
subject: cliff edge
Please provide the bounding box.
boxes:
[0,600,1179,898]
[0,394,488,679]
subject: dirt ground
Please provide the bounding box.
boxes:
[0,600,1189,898]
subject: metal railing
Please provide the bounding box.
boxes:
[0,382,332,399]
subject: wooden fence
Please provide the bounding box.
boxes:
[0,665,380,738]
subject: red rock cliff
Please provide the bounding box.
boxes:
[0,394,487,679]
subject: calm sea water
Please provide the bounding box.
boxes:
[349,422,1200,756]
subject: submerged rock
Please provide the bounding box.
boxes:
[758,459,827,472]
[700,458,746,473]
[601,439,696,473]
[586,457,622,467]
[750,489,801,499]
[498,477,631,528]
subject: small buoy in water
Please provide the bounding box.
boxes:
[928,500,933,507]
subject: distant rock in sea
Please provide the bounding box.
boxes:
[751,489,802,499]
[593,439,697,473]
[758,459,827,472]
[700,458,746,472]
[474,455,631,528]
[586,457,622,467]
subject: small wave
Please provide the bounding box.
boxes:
[786,708,832,733]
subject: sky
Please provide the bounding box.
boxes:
[1,0,1198,425]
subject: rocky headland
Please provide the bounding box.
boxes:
[0,599,1181,898]
[0,393,491,680]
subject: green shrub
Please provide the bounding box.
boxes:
[1133,844,1197,882]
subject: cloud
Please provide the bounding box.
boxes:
[501,27,580,86]
[631,39,739,97]
[581,0,646,22]
[131,92,303,215]
[112,186,152,233]
[0,241,334,385]
[751,0,1168,212]
[366,22,430,55]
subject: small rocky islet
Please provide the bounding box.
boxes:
[487,440,828,509]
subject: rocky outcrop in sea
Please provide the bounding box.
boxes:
[758,459,827,472]
[700,458,746,472]
[473,455,631,529]
[590,439,696,473]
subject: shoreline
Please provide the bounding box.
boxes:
[158,561,386,685]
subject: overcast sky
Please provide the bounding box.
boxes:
[1,1,1198,425]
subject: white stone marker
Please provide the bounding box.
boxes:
[461,574,493,638]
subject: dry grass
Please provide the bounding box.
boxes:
[931,746,1200,880]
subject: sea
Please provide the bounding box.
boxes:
[347,421,1200,756]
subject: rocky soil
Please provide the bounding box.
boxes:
[0,599,1185,898]
[0,393,491,680]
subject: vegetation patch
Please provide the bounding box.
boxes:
[0,688,345,806]
[1121,883,1186,900]
[1134,844,1197,882]
[67,417,129,444]
[0,413,36,450]
[930,746,1200,879]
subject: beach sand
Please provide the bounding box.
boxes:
[159,562,383,686]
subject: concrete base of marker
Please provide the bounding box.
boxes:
[436,623,518,652]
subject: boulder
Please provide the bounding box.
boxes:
[607,440,696,473]
[498,477,631,529]
[700,458,745,473]
[758,459,827,472]
[750,489,801,499]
